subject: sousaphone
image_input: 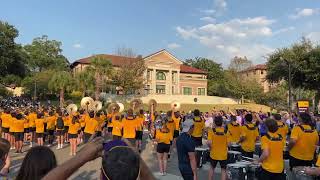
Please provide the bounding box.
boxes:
[171,101,181,112]
[148,99,157,112]
[66,104,78,115]
[107,103,120,113]
[130,99,143,111]
[93,101,103,112]
[80,97,94,112]
[117,103,125,113]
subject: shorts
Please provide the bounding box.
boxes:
[157,143,170,153]
[209,158,227,169]
[289,155,313,170]
[36,133,44,138]
[2,127,9,133]
[14,132,24,141]
[258,168,286,180]
[69,133,78,139]
[9,131,14,135]
[56,130,64,136]
[191,136,202,147]
[135,131,143,140]
[30,127,36,132]
[174,130,180,138]
[241,148,254,158]
[81,127,85,131]
[24,128,30,133]
[48,130,54,136]
[108,127,113,133]
[64,126,69,132]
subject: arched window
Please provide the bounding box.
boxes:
[156,72,166,80]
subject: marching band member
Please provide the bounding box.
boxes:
[9,111,16,149]
[207,115,230,180]
[28,109,37,147]
[155,123,172,176]
[23,111,30,144]
[46,111,57,147]
[256,118,286,180]
[83,111,98,143]
[111,113,123,140]
[274,113,288,146]
[0,109,11,142]
[191,109,205,147]
[288,112,319,170]
[166,111,175,158]
[68,116,80,156]
[35,112,46,146]
[122,109,137,146]
[239,113,259,158]
[13,113,26,153]
[56,111,65,149]
[136,109,145,153]
[227,115,241,144]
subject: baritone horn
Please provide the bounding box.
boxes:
[93,101,103,112]
[80,97,94,112]
[148,99,157,112]
[171,101,181,112]
[66,104,78,115]
[130,99,142,111]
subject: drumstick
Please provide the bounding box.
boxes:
[241,156,255,161]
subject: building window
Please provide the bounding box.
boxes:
[183,87,192,95]
[147,70,151,80]
[261,70,264,75]
[156,72,166,80]
[172,86,174,94]
[156,85,166,94]
[172,73,175,82]
[198,88,205,96]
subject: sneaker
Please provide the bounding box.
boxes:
[163,172,167,176]
[56,144,60,149]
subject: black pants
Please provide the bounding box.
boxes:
[258,168,286,180]
[241,148,254,158]
[289,155,313,170]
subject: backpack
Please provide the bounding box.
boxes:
[56,117,64,129]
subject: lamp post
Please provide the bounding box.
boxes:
[281,57,292,113]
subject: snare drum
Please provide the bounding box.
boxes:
[283,146,289,160]
[230,143,241,152]
[292,166,315,180]
[246,163,260,180]
[227,163,247,180]
[227,151,242,164]
[195,146,210,168]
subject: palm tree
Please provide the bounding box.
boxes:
[75,69,95,97]
[48,71,74,108]
[90,56,113,100]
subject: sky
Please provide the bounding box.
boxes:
[1,0,320,66]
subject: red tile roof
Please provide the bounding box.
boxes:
[180,64,207,74]
[241,64,267,72]
[70,54,138,68]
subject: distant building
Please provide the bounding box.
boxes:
[70,49,208,96]
[239,64,274,92]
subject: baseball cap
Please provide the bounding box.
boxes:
[182,119,194,132]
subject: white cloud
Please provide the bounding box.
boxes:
[73,43,83,49]
[200,16,216,23]
[273,26,295,35]
[214,0,227,11]
[167,43,181,49]
[176,16,276,64]
[200,9,216,15]
[200,0,227,17]
[306,32,320,42]
[289,8,320,19]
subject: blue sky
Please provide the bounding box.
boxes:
[1,0,320,66]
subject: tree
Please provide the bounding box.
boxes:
[24,35,69,72]
[48,71,74,108]
[0,21,27,77]
[112,47,146,95]
[75,69,95,97]
[228,56,253,72]
[89,56,113,100]
[185,57,224,96]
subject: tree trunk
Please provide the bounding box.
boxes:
[95,74,101,100]
[60,88,64,108]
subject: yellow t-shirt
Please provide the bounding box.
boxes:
[95,116,104,132]
[1,113,11,128]
[112,120,123,137]
[208,127,230,160]
[63,116,71,127]
[9,117,15,132]
[192,116,204,138]
[167,120,175,138]
[24,118,29,129]
[68,122,80,134]
[122,116,137,139]
[173,116,181,130]
[156,130,173,144]
[79,114,87,127]
[35,118,45,133]
[14,119,26,133]
[261,132,284,173]
[227,122,241,143]
[275,121,288,145]
[289,125,319,160]
[107,114,113,127]
[28,113,37,127]
[240,124,259,152]
[46,116,57,130]
[136,115,145,131]
[84,118,98,135]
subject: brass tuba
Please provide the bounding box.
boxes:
[130,99,143,111]
[66,104,78,115]
[171,101,181,112]
[80,97,94,112]
[148,99,157,112]
[93,101,103,112]
[107,103,120,113]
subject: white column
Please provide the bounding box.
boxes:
[168,70,172,95]
[152,68,156,94]
[177,70,180,94]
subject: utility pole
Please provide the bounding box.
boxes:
[288,62,292,114]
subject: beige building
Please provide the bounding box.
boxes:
[70,49,208,96]
[239,64,274,92]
